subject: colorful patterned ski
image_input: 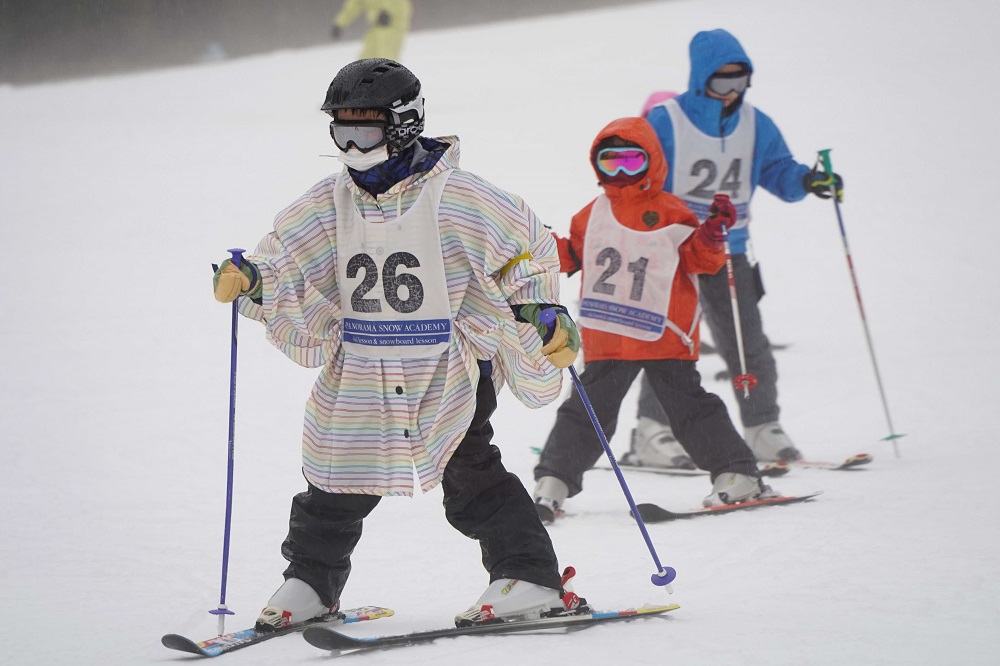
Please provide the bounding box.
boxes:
[161,605,394,657]
[303,604,678,653]
[635,491,822,522]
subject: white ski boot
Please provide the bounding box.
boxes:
[255,578,339,633]
[533,476,569,524]
[622,417,696,469]
[744,422,803,462]
[455,567,585,627]
[703,472,778,508]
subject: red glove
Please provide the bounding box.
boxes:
[697,194,737,249]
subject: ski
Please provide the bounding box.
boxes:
[635,491,822,522]
[616,461,792,478]
[760,453,872,476]
[611,463,708,477]
[303,604,678,653]
[161,605,394,657]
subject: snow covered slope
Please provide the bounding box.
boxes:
[2,1,998,664]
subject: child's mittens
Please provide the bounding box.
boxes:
[697,194,737,249]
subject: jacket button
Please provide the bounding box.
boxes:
[395,386,403,395]
[403,429,409,438]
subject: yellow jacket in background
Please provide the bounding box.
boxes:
[333,0,413,61]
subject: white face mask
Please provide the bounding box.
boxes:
[338,146,389,171]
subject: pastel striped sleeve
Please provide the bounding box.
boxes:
[448,173,560,305]
[239,180,343,368]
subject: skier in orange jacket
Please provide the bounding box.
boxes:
[532,116,773,521]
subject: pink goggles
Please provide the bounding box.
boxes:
[595,147,649,177]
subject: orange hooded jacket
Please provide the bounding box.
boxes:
[555,117,725,362]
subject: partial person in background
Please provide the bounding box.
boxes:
[212,58,584,631]
[626,28,843,468]
[331,0,413,61]
[531,116,775,523]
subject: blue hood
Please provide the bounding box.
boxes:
[688,29,753,94]
[675,29,754,138]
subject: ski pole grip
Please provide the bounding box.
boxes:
[538,307,558,345]
[228,248,246,270]
[817,149,835,176]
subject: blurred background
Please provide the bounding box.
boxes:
[1,0,662,85]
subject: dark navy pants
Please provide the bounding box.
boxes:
[638,255,780,428]
[534,358,757,497]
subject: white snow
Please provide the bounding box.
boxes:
[2,1,999,664]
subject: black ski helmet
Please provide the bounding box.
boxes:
[321,58,425,153]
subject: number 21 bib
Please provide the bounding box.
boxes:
[579,196,695,341]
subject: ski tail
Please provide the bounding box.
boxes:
[162,605,394,657]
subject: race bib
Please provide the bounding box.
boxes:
[578,196,694,341]
[335,172,453,358]
[664,98,755,227]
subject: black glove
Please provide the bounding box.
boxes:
[803,168,844,202]
[376,10,391,26]
[330,24,342,39]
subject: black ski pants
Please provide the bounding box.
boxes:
[638,255,780,428]
[280,361,562,607]
[534,358,757,497]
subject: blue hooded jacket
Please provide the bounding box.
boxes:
[645,29,810,255]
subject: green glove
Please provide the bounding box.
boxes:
[519,304,581,369]
[213,258,262,302]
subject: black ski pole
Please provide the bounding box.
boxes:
[817,150,904,456]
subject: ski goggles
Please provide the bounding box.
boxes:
[707,70,751,96]
[330,121,389,153]
[595,147,649,176]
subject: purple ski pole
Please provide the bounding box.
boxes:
[539,309,676,591]
[209,248,245,634]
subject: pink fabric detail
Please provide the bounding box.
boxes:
[641,91,678,118]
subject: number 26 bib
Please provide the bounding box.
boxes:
[335,171,453,359]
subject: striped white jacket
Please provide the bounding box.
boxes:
[238,137,563,495]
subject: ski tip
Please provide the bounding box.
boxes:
[161,634,206,655]
[634,503,679,522]
[342,606,396,623]
[303,626,372,650]
[635,603,681,614]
